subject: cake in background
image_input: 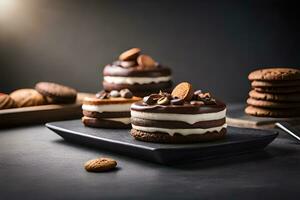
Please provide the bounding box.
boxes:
[102,48,172,97]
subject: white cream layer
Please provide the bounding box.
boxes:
[104,76,172,85]
[131,109,226,124]
[132,124,227,136]
[82,103,132,113]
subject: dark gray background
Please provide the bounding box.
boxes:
[1,0,300,103]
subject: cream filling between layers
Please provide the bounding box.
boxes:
[131,109,226,124]
[104,76,172,85]
[132,124,227,136]
[82,103,132,113]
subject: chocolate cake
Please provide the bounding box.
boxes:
[82,89,141,128]
[130,82,227,143]
[102,48,172,97]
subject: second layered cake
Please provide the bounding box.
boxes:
[103,48,172,97]
[82,90,141,128]
[130,82,227,143]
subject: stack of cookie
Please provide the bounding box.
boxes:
[245,68,300,117]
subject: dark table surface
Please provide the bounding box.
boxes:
[1,120,300,200]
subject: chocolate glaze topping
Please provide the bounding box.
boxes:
[131,99,226,114]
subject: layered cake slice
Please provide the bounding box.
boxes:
[130,82,227,143]
[103,48,172,97]
[82,89,141,128]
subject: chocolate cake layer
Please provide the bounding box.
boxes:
[131,100,226,114]
[83,110,130,118]
[131,118,226,129]
[82,117,130,129]
[130,128,226,143]
[103,81,172,93]
[103,64,171,77]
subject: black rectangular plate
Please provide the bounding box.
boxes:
[46,120,278,164]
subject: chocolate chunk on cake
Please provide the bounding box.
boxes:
[130,82,227,143]
[102,48,172,97]
[82,89,141,128]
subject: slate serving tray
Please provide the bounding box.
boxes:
[46,120,278,164]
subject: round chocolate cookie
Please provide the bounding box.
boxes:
[0,93,16,109]
[10,89,46,107]
[245,106,300,117]
[247,98,300,108]
[248,68,300,81]
[254,86,300,94]
[130,128,226,144]
[251,80,300,88]
[82,116,131,129]
[249,90,300,102]
[35,82,77,104]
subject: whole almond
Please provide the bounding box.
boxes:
[157,96,170,105]
[119,48,141,61]
[84,157,117,172]
[171,82,194,102]
[137,54,156,68]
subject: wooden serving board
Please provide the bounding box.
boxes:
[0,93,94,128]
[227,104,300,129]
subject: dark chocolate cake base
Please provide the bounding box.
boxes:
[130,128,226,144]
[82,117,131,129]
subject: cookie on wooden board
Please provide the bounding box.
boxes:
[10,89,46,107]
[245,106,300,117]
[247,98,300,109]
[35,82,77,104]
[0,93,16,109]
[248,68,300,81]
[249,90,300,102]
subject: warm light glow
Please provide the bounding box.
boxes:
[0,0,17,12]
[0,0,24,27]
